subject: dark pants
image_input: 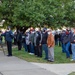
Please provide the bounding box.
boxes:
[34,46,37,55]
[55,39,59,46]
[36,45,42,57]
[38,45,42,57]
[69,44,72,54]
[7,41,12,56]
[14,38,17,45]
[17,41,22,50]
[27,44,31,53]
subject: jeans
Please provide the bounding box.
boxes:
[22,43,28,52]
[62,43,66,53]
[71,44,75,60]
[65,42,70,58]
[42,44,48,59]
[30,43,34,53]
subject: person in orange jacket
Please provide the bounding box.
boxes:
[47,29,55,62]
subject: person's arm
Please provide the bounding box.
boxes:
[9,31,14,38]
[1,32,6,36]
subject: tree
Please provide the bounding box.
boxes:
[0,0,75,28]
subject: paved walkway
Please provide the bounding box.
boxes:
[32,63,75,75]
[0,46,75,75]
[0,51,57,75]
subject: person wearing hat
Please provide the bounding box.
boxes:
[1,26,14,56]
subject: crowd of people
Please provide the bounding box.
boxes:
[13,27,55,62]
[0,26,75,62]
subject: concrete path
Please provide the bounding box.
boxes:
[0,46,75,75]
[0,51,57,75]
[32,62,75,75]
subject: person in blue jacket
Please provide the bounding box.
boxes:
[1,26,14,56]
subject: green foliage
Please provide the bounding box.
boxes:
[0,0,75,27]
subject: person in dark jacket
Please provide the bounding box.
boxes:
[41,28,48,60]
[22,32,28,52]
[61,30,66,53]
[70,27,75,61]
[13,31,17,45]
[54,32,59,46]
[34,28,42,57]
[63,29,71,58]
[0,30,2,44]
[1,26,14,56]
[17,30,22,50]
[0,30,3,48]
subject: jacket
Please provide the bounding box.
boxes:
[41,32,48,44]
[70,33,75,43]
[63,33,71,44]
[1,30,14,42]
[47,33,55,47]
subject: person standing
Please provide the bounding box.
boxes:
[25,31,31,53]
[61,30,66,53]
[34,28,42,57]
[47,29,55,62]
[29,27,35,54]
[54,32,59,46]
[70,27,75,61]
[41,28,48,59]
[16,30,22,51]
[0,30,2,44]
[63,29,71,58]
[1,26,14,56]
[22,31,28,52]
[13,31,17,45]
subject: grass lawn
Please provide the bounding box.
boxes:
[68,72,75,75]
[12,46,75,63]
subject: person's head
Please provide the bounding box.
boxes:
[30,27,34,32]
[42,28,47,32]
[47,28,52,35]
[35,27,39,32]
[7,26,11,30]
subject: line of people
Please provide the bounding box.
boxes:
[14,27,55,62]
[60,28,75,61]
[0,26,75,62]
[14,27,75,62]
[54,27,75,61]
